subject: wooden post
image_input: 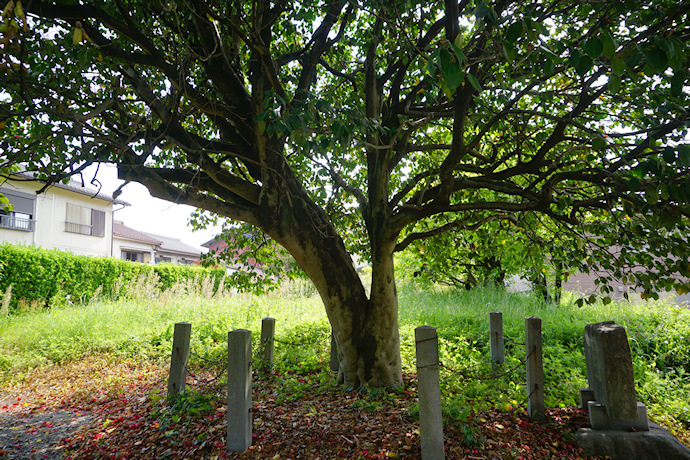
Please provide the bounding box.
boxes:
[167,322,191,398]
[227,329,252,453]
[260,317,275,375]
[330,329,339,372]
[415,326,445,459]
[489,311,504,376]
[525,316,545,421]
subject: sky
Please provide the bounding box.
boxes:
[81,164,221,250]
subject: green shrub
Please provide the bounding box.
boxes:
[0,243,226,311]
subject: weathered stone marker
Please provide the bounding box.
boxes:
[576,321,690,459]
[259,317,275,375]
[581,321,648,431]
[167,322,191,398]
[228,329,252,453]
[415,326,445,460]
[489,311,504,376]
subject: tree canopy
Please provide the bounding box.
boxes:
[1,0,689,386]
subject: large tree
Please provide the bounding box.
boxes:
[1,0,689,387]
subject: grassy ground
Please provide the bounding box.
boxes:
[0,280,689,455]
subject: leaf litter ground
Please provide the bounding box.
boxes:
[0,356,613,459]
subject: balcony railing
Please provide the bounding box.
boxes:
[0,214,36,232]
[65,221,93,235]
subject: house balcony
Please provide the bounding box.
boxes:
[0,214,36,232]
[65,221,93,235]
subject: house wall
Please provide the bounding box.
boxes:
[112,238,156,263]
[155,251,196,265]
[0,180,114,257]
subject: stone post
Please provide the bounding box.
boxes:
[227,329,252,453]
[259,317,275,375]
[167,322,191,398]
[525,316,545,421]
[415,326,445,459]
[489,311,505,376]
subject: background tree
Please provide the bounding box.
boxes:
[1,0,688,387]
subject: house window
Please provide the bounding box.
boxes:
[0,188,36,232]
[123,251,144,262]
[65,203,105,237]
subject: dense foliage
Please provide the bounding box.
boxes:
[0,243,226,311]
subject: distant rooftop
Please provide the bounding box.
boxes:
[113,221,162,245]
[144,232,202,257]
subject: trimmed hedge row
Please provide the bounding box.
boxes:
[0,243,226,310]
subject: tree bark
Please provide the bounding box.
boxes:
[250,156,402,388]
[271,211,403,388]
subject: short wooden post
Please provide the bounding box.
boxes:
[489,311,504,376]
[167,322,191,398]
[227,329,252,453]
[525,316,545,421]
[260,317,276,375]
[415,326,445,459]
[330,329,339,372]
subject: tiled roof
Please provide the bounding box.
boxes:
[113,221,162,244]
[145,232,202,258]
[11,171,130,206]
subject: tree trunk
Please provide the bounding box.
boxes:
[274,227,403,388]
[257,172,403,388]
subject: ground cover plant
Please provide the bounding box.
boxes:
[0,282,689,458]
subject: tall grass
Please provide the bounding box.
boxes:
[0,279,688,435]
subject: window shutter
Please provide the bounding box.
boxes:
[92,209,106,237]
[0,188,35,215]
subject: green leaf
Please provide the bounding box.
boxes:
[608,73,621,93]
[611,58,626,76]
[439,48,452,73]
[644,46,668,73]
[663,146,675,164]
[601,31,617,58]
[679,145,690,167]
[443,62,464,91]
[583,37,603,59]
[474,1,492,20]
[450,43,466,65]
[576,56,593,76]
[592,136,607,150]
[502,43,516,61]
[506,21,523,44]
[670,72,685,98]
[467,74,482,92]
[657,38,675,57]
[627,177,640,192]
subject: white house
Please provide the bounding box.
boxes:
[145,232,201,264]
[112,220,160,263]
[2,174,204,264]
[0,174,128,257]
[112,221,202,264]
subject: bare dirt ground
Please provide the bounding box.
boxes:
[0,356,625,459]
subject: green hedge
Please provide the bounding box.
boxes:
[0,243,226,311]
